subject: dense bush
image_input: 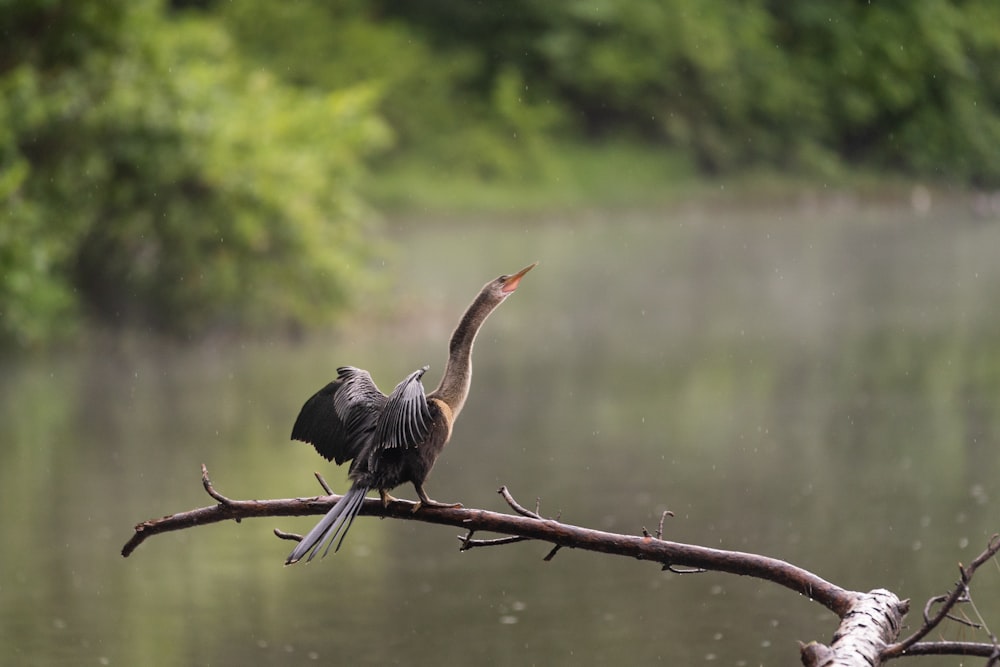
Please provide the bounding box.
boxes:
[218,1,563,182]
[0,1,388,347]
[378,0,1000,182]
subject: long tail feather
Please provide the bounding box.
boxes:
[286,484,369,564]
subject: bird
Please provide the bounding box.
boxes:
[285,262,536,564]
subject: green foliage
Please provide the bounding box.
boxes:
[367,140,696,213]
[774,0,1000,183]
[535,2,818,172]
[374,0,1000,183]
[217,1,565,182]
[0,0,389,347]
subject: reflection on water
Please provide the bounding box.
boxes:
[3,198,1000,665]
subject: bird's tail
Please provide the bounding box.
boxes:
[285,484,369,565]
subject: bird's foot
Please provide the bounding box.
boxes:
[412,484,462,513]
[411,498,463,514]
[379,490,399,508]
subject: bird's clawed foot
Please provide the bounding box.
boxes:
[379,490,399,508]
[411,499,463,513]
[413,486,462,514]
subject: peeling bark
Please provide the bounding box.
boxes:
[800,589,907,666]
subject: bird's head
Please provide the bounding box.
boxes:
[492,262,537,299]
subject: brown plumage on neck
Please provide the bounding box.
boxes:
[428,262,535,419]
[429,289,496,419]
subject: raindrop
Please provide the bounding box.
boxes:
[970,484,988,505]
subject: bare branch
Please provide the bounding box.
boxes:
[923,594,949,624]
[122,467,1000,664]
[886,641,1000,661]
[883,534,1000,660]
[663,563,706,575]
[498,485,542,519]
[122,468,855,616]
[657,510,674,540]
[457,533,531,551]
[201,464,231,505]
[314,472,333,495]
[273,528,302,542]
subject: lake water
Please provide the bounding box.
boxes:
[3,194,999,665]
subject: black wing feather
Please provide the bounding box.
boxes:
[291,366,385,464]
[373,366,432,451]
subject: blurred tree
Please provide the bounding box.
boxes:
[0,0,389,348]
[531,2,818,172]
[216,0,564,183]
[377,0,1000,181]
[773,1,1000,183]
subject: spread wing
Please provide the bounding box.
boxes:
[372,366,432,452]
[291,366,386,464]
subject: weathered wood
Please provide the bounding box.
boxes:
[800,589,907,666]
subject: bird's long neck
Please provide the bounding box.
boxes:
[431,290,499,419]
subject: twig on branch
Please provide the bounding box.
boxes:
[457,532,531,551]
[499,485,543,519]
[657,510,674,540]
[314,472,333,495]
[201,465,232,506]
[643,511,676,541]
[663,563,706,575]
[885,641,1000,662]
[273,528,302,543]
[882,534,1000,661]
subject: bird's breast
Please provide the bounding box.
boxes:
[429,398,455,443]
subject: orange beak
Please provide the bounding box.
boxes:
[501,262,537,294]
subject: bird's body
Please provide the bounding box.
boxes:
[286,263,535,564]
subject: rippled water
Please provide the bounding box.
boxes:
[3,196,999,665]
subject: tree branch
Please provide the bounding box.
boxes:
[800,589,908,667]
[122,466,853,614]
[122,466,1000,665]
[881,534,1000,661]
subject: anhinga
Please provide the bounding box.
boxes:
[286,263,536,564]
